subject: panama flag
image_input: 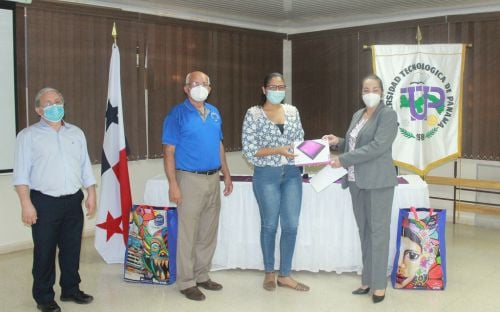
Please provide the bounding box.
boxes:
[95,43,133,264]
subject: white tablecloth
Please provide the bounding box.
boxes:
[143,174,429,273]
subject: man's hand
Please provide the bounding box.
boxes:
[85,194,96,217]
[223,175,233,196]
[21,201,37,225]
[169,183,182,205]
[85,185,97,217]
[16,186,37,225]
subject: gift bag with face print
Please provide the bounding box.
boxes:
[392,207,446,290]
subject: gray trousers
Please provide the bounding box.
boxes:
[175,170,221,290]
[349,182,395,290]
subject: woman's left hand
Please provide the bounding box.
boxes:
[330,155,342,168]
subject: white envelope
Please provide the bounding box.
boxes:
[310,165,347,192]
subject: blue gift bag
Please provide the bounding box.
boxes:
[391,207,447,290]
[124,205,177,285]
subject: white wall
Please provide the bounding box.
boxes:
[0,151,252,254]
[0,8,17,172]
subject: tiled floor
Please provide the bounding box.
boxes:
[1,223,500,312]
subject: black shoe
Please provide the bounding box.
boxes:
[60,290,93,304]
[352,287,370,295]
[372,294,385,303]
[37,302,61,312]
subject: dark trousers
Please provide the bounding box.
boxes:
[30,190,84,304]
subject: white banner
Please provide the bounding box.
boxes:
[373,44,465,175]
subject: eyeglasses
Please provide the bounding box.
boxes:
[41,101,64,108]
[187,81,210,88]
[266,85,286,91]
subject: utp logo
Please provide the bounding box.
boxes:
[400,85,446,126]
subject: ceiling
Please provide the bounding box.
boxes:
[57,0,500,33]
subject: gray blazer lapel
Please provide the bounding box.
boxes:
[344,108,365,153]
[355,104,384,146]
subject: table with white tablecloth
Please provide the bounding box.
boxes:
[143,174,429,273]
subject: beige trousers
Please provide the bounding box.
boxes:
[175,170,221,290]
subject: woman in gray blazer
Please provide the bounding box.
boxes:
[323,74,398,304]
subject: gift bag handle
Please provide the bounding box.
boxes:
[410,206,434,221]
[410,206,419,220]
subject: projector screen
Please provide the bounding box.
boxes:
[0,3,17,173]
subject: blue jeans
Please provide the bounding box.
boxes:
[252,165,302,276]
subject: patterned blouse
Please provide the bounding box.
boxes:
[347,117,368,181]
[242,104,304,167]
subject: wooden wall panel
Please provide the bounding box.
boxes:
[17,2,146,163]
[291,14,500,160]
[449,14,500,160]
[16,0,284,161]
[15,1,500,161]
[143,21,283,157]
[292,31,359,139]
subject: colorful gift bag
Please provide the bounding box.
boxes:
[124,205,177,285]
[391,207,446,290]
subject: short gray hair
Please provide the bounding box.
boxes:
[34,87,64,108]
[185,72,210,85]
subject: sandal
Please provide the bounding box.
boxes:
[277,278,310,292]
[263,273,276,291]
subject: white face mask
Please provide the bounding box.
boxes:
[189,85,209,102]
[362,93,381,108]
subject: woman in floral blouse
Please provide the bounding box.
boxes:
[242,72,309,292]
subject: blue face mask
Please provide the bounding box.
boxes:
[266,90,286,104]
[43,104,65,122]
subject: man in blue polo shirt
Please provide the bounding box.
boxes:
[162,71,233,301]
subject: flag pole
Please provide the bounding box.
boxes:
[144,45,149,159]
[112,22,117,45]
